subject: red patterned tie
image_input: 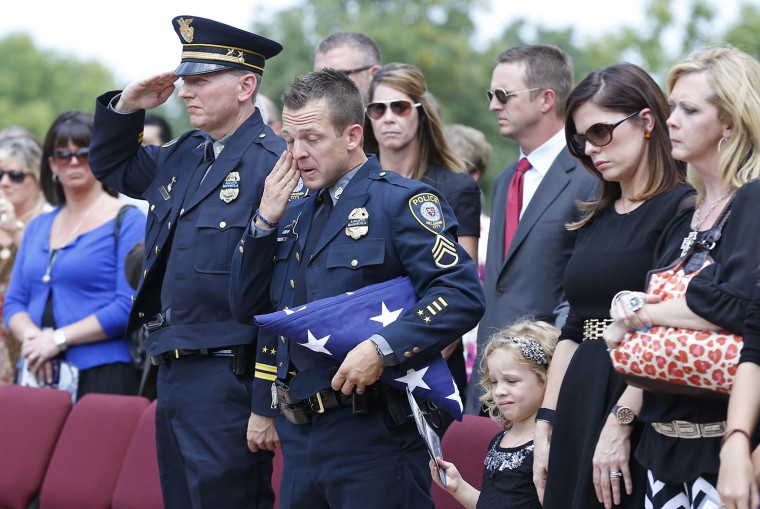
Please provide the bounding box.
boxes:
[504,157,531,257]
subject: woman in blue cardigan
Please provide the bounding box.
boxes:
[5,110,145,399]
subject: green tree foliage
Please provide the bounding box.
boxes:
[0,34,115,140]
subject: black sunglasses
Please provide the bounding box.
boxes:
[336,65,373,76]
[52,147,89,165]
[486,87,542,104]
[366,100,421,120]
[0,169,29,183]
[570,110,642,155]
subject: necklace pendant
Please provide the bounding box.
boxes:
[0,247,10,260]
[680,230,697,257]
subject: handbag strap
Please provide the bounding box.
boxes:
[682,192,735,273]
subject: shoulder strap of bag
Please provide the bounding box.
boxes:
[114,205,135,243]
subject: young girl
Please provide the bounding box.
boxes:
[431,319,558,509]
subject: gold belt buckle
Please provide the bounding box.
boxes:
[313,391,326,414]
[174,349,180,359]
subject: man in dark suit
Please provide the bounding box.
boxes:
[88,15,285,509]
[464,45,597,415]
[229,69,484,508]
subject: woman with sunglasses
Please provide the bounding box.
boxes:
[363,63,481,415]
[4,110,146,399]
[538,63,692,509]
[0,134,49,386]
[603,48,760,509]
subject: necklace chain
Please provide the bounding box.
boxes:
[50,194,103,250]
[503,429,534,448]
[693,188,734,231]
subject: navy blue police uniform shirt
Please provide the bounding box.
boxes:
[90,90,287,357]
[229,155,486,416]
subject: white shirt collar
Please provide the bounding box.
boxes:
[519,129,566,177]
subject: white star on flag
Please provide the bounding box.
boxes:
[447,380,463,413]
[396,366,431,393]
[299,329,332,355]
[370,301,404,327]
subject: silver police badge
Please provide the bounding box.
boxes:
[345,207,369,240]
[220,171,240,203]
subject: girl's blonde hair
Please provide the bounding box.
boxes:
[478,319,559,427]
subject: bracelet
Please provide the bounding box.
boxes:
[255,208,278,230]
[720,428,752,448]
[611,290,632,308]
[535,407,556,424]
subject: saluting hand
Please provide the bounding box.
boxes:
[116,71,179,113]
[256,151,301,228]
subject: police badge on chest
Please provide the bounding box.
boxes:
[220,171,240,203]
[345,208,369,239]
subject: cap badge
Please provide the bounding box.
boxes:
[220,171,240,203]
[177,18,194,43]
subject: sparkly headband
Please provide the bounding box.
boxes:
[506,336,549,366]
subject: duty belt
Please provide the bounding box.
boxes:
[275,380,368,425]
[150,348,234,365]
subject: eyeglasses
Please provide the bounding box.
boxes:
[570,110,641,155]
[336,65,373,76]
[0,169,28,183]
[52,147,89,165]
[366,100,421,120]
[486,87,543,104]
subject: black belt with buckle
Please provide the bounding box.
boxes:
[276,380,366,424]
[150,347,234,365]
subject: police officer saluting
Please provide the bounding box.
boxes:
[229,69,485,508]
[89,16,285,508]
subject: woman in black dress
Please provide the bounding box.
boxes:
[536,63,691,509]
[606,47,760,509]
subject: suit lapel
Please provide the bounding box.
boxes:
[500,150,573,270]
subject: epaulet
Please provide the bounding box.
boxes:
[254,127,287,157]
[369,168,413,189]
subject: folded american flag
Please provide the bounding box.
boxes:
[254,276,463,419]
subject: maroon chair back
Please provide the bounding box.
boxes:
[0,385,72,509]
[39,393,149,509]
[272,447,284,509]
[431,414,502,509]
[111,400,164,509]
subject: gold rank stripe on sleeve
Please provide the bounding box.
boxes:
[254,362,277,381]
[416,296,449,324]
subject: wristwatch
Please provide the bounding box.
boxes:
[611,405,635,425]
[53,329,68,351]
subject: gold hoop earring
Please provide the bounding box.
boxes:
[718,137,727,153]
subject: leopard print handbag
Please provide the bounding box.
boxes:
[610,198,740,398]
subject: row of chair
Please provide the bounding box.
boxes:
[0,383,499,509]
[0,385,162,509]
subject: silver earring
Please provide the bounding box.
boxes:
[52,174,58,183]
[718,137,727,153]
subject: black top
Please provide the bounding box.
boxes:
[636,179,760,484]
[477,432,540,509]
[740,284,760,365]
[561,183,695,342]
[422,165,481,238]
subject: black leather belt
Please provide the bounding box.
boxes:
[150,348,234,365]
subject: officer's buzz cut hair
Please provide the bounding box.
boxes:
[281,69,365,136]
[315,32,382,67]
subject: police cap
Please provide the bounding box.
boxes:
[172,15,283,76]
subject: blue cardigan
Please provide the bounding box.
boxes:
[4,206,145,370]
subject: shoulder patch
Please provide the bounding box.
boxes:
[409,193,446,233]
